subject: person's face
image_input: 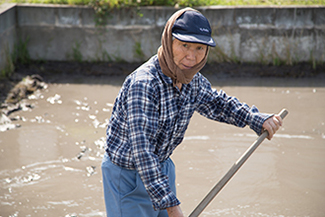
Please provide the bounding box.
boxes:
[172,38,207,70]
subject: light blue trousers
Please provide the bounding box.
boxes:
[101,152,177,217]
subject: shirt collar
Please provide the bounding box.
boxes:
[153,55,173,85]
[153,54,194,93]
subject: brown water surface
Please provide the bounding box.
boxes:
[1,75,324,216]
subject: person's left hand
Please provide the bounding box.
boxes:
[166,205,184,217]
[262,115,283,140]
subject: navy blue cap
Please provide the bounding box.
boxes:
[172,10,216,47]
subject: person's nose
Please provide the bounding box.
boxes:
[186,49,196,61]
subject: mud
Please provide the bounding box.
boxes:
[0,62,325,216]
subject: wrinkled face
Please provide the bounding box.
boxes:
[172,38,207,70]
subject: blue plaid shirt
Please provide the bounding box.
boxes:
[105,55,271,210]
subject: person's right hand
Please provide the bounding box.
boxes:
[262,115,283,140]
[166,205,184,217]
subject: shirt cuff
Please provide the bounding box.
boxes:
[248,108,273,135]
[152,191,180,211]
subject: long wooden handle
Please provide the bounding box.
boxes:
[189,109,289,217]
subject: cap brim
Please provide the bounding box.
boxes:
[172,33,216,47]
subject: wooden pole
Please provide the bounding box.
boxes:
[189,109,289,217]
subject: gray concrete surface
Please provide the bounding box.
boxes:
[1,4,325,72]
[0,3,17,73]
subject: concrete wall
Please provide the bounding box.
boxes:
[204,6,325,64]
[1,4,325,72]
[0,3,17,73]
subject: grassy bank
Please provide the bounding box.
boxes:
[5,0,325,6]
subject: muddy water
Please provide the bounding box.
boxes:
[0,75,324,217]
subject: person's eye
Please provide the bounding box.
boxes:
[197,46,205,51]
[182,44,188,48]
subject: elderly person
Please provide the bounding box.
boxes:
[101,7,282,217]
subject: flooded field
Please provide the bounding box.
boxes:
[0,74,324,217]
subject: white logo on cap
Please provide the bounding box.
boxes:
[200,28,209,33]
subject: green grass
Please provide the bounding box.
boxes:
[6,0,325,6]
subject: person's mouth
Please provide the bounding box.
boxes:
[181,64,194,70]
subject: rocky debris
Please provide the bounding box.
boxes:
[86,166,96,177]
[76,146,89,160]
[65,214,78,217]
[0,113,20,132]
[47,94,62,104]
[94,137,106,150]
[4,173,41,186]
[0,74,46,132]
[1,101,34,116]
[5,74,46,104]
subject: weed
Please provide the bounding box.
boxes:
[248,33,270,65]
[133,42,145,61]
[12,37,31,65]
[271,41,283,66]
[1,37,31,79]
[210,44,235,63]
[310,49,316,69]
[225,30,240,64]
[89,0,113,26]
[65,41,83,62]
[72,41,83,62]
[0,46,15,78]
[284,40,293,66]
[101,50,113,62]
[229,41,240,64]
[113,56,125,63]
